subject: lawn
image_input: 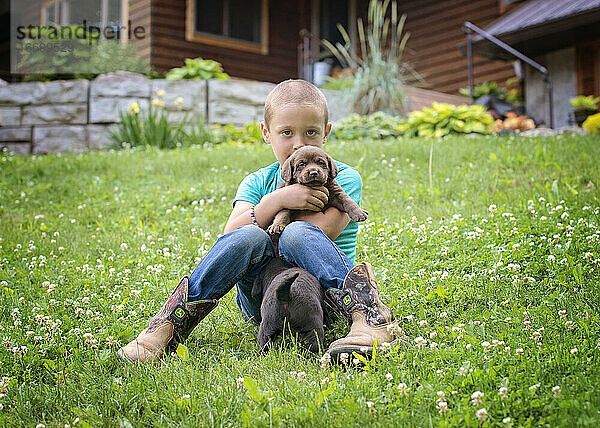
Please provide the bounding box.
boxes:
[1,134,599,427]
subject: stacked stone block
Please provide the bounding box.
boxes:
[0,73,351,155]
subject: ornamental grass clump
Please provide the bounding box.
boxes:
[110,90,209,149]
[399,102,494,138]
[322,0,419,116]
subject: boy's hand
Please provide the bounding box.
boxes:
[281,184,329,211]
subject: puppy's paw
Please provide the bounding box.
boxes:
[349,208,369,222]
[267,223,286,235]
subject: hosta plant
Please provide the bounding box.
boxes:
[166,57,229,81]
[569,95,599,111]
[332,112,404,140]
[398,102,494,138]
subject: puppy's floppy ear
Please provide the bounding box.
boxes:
[281,157,294,183]
[326,154,338,180]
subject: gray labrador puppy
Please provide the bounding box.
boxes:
[252,258,325,353]
[267,146,368,235]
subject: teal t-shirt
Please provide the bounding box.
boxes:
[233,160,363,264]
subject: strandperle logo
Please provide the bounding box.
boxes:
[16,20,147,44]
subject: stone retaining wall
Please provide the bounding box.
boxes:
[0,72,349,155]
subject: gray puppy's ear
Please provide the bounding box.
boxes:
[281,157,294,182]
[327,154,338,180]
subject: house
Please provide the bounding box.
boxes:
[467,0,600,127]
[9,1,516,97]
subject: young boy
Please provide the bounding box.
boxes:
[117,80,399,363]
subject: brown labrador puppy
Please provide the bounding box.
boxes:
[267,146,368,235]
[252,258,325,353]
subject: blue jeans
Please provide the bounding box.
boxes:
[187,221,354,324]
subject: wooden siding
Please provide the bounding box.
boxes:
[150,0,514,94]
[129,0,151,63]
[152,0,310,83]
[576,40,600,97]
[398,0,516,95]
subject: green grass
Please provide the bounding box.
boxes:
[1,134,599,427]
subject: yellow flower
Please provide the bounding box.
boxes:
[151,98,164,107]
[156,89,165,98]
[175,97,184,106]
[128,101,140,114]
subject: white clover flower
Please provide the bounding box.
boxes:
[339,352,349,364]
[319,353,331,368]
[476,408,488,422]
[414,336,427,349]
[552,385,561,397]
[365,401,376,413]
[235,377,244,389]
[396,383,409,396]
[385,373,393,382]
[498,386,508,399]
[471,391,484,406]
[571,348,578,354]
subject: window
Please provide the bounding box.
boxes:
[42,1,69,25]
[186,0,269,54]
[42,0,123,29]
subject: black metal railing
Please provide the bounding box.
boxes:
[463,21,553,128]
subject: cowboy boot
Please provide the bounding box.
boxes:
[117,276,218,363]
[325,262,402,359]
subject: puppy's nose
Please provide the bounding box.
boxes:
[309,170,319,177]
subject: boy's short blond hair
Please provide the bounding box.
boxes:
[264,79,329,129]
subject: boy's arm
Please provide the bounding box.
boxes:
[223,184,329,234]
[295,207,351,241]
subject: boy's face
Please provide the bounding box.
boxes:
[261,105,332,166]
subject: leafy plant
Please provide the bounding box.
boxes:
[332,112,404,140]
[322,0,419,115]
[110,93,191,149]
[582,112,600,133]
[569,95,600,111]
[319,76,354,91]
[211,122,263,145]
[166,57,229,81]
[398,102,494,137]
[459,79,523,104]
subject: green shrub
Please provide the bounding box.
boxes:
[399,102,494,138]
[570,95,600,111]
[110,95,191,149]
[320,76,354,91]
[332,112,404,140]
[166,58,229,81]
[582,112,600,133]
[459,79,523,104]
[322,0,419,115]
[211,122,263,145]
